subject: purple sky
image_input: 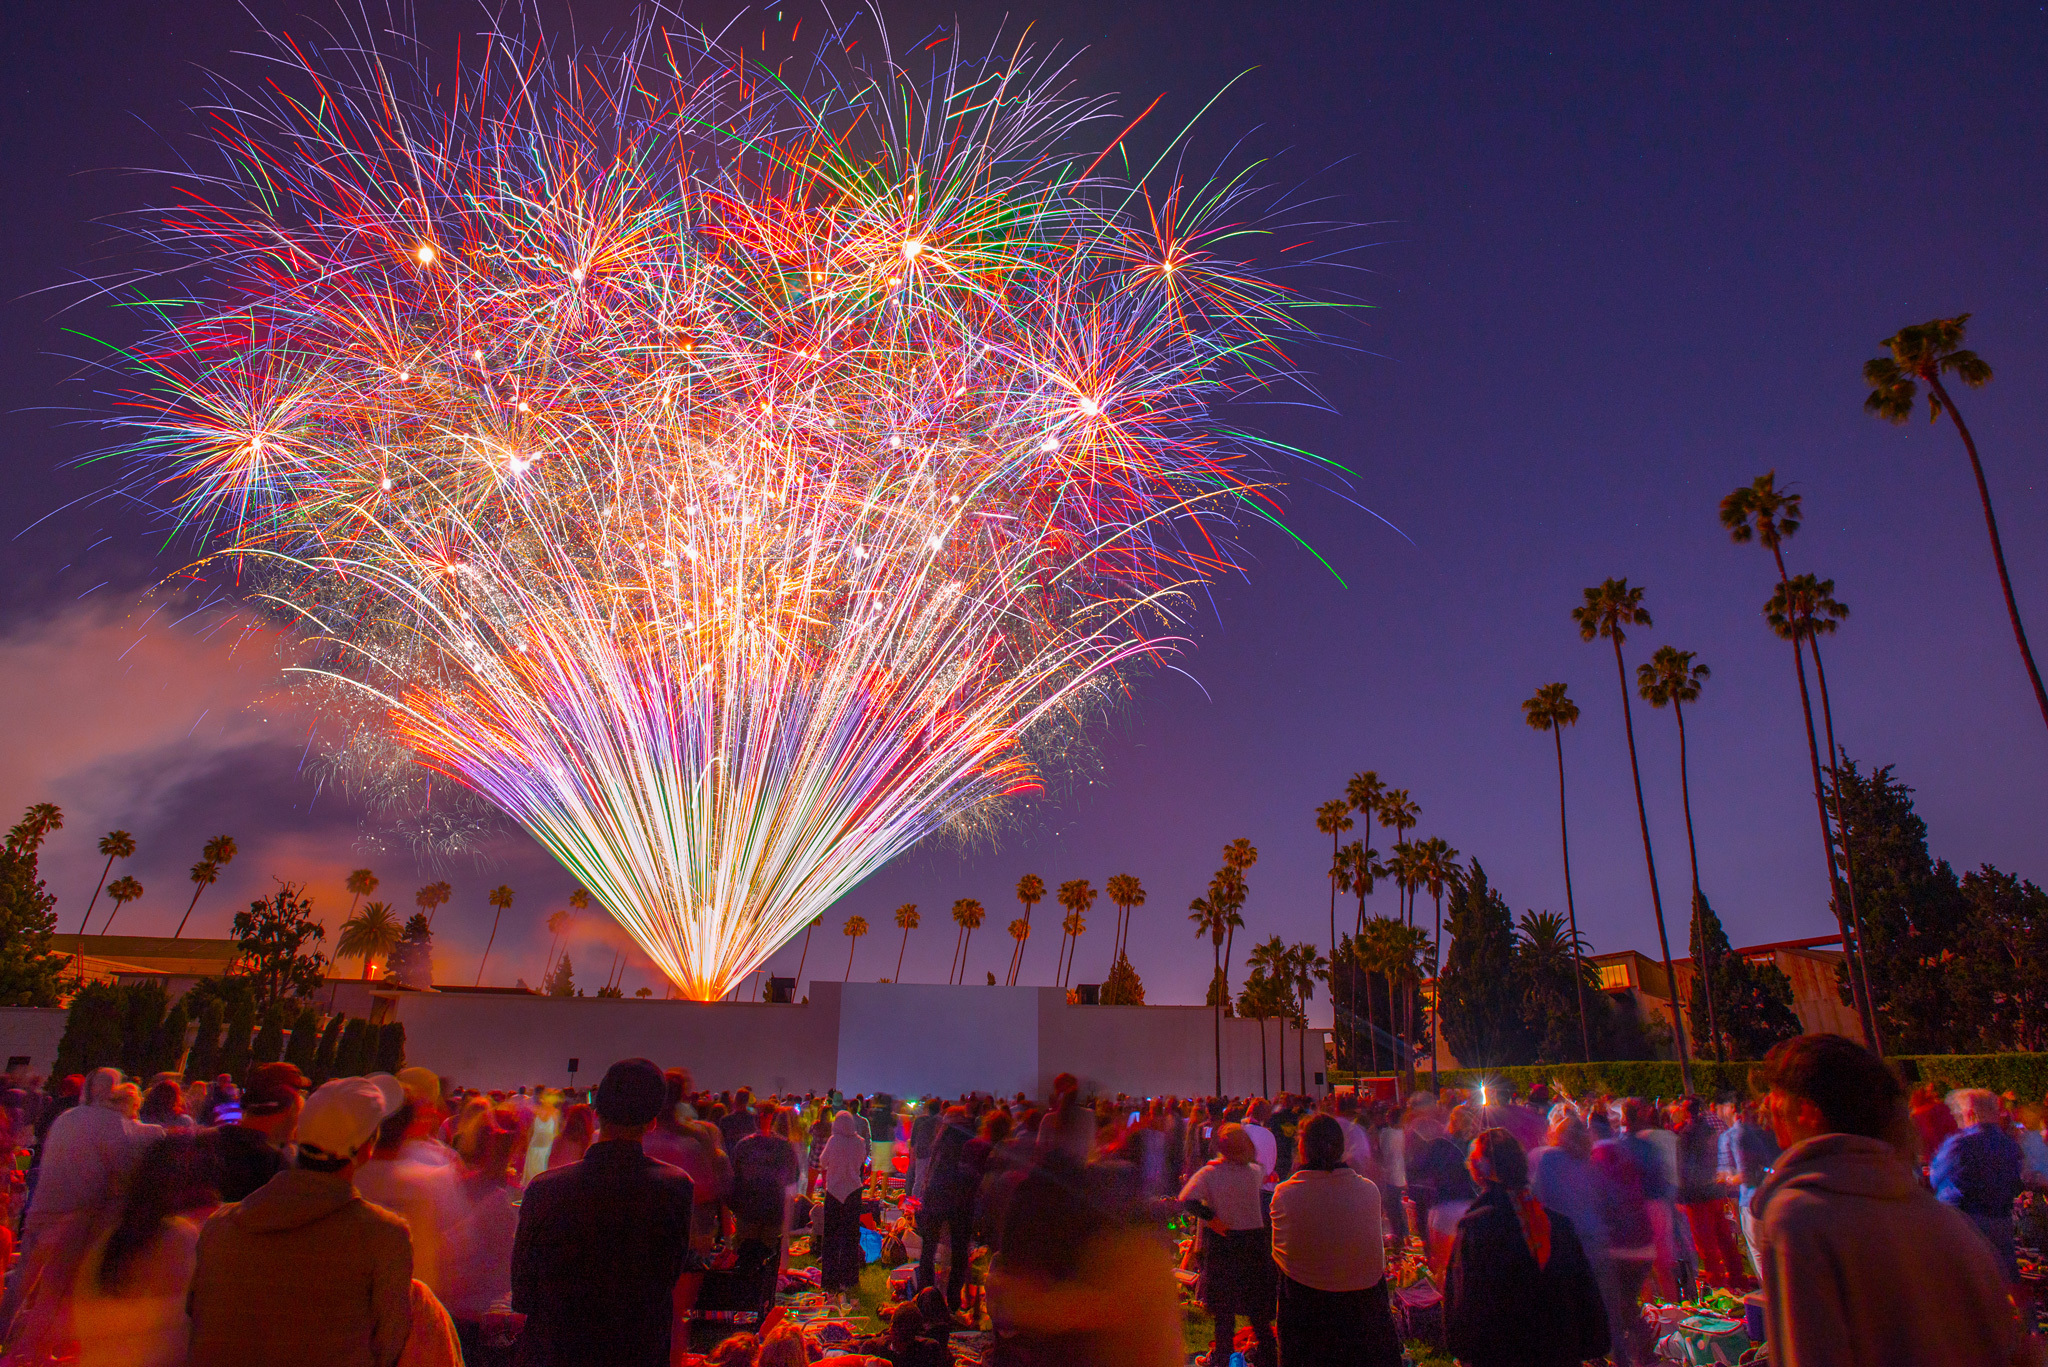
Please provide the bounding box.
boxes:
[3,2,2043,1017]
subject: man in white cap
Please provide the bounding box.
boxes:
[187,1073,414,1367]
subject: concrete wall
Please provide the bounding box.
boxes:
[0,1008,70,1077]
[388,982,1329,1099]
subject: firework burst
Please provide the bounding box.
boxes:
[112,13,1329,998]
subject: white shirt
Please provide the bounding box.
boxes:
[1272,1167,1386,1292]
[1335,1119,1372,1175]
[1180,1159,1268,1231]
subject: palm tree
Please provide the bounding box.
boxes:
[339,902,403,979]
[1416,837,1462,1091]
[543,909,571,981]
[1055,880,1097,986]
[1216,840,1257,990]
[1314,799,1354,1059]
[1104,874,1146,973]
[1517,910,1592,1054]
[1058,911,1086,989]
[80,831,136,935]
[102,876,144,934]
[1639,646,1721,1061]
[416,880,454,929]
[1522,683,1591,1062]
[1377,793,1420,920]
[1865,316,2045,731]
[1387,920,1430,1092]
[1237,969,1284,1096]
[344,868,379,918]
[1006,919,1030,983]
[1574,578,1691,1093]
[1344,773,1386,924]
[1721,475,1877,1047]
[1289,942,1330,1091]
[1247,936,1292,1090]
[1189,893,1231,1093]
[1768,573,1881,1047]
[893,903,921,980]
[793,914,823,991]
[476,884,515,986]
[842,915,870,980]
[950,899,985,984]
[174,860,220,939]
[18,805,63,847]
[1010,875,1045,985]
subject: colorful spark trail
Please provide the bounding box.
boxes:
[114,15,1328,998]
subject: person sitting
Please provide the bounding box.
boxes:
[1444,1128,1608,1367]
[187,1074,414,1367]
[1752,1034,2027,1366]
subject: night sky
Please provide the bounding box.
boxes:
[3,2,2043,1016]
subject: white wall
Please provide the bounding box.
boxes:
[0,1008,70,1078]
[834,983,1040,1100]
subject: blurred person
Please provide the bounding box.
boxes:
[754,1323,812,1367]
[1716,1096,1777,1282]
[1752,1034,2027,1366]
[1371,1101,1411,1247]
[2014,1100,2048,1194]
[909,1097,942,1197]
[187,1075,413,1367]
[730,1102,800,1269]
[444,1105,526,1358]
[139,1076,194,1131]
[816,1110,870,1307]
[1413,1104,1480,1281]
[915,1106,976,1308]
[1269,1113,1401,1367]
[207,1061,305,1202]
[511,1058,702,1367]
[1178,1123,1276,1367]
[1590,1104,1658,1366]
[1444,1128,1609,1367]
[68,1133,222,1367]
[1909,1081,1959,1169]
[356,1071,466,1306]
[547,1101,595,1170]
[1932,1088,2027,1288]
[1676,1096,1743,1289]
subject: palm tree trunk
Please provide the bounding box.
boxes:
[794,923,815,995]
[1430,891,1445,1093]
[896,927,911,982]
[1673,701,1723,1062]
[1808,637,1884,1056]
[1328,832,1341,1076]
[1928,376,2048,732]
[476,907,504,986]
[844,936,856,981]
[1212,939,1223,1095]
[962,930,975,983]
[1611,636,1692,1095]
[173,884,206,939]
[949,927,963,985]
[81,854,116,935]
[1553,729,1593,1063]
[1770,545,1878,1049]
[1278,1016,1287,1094]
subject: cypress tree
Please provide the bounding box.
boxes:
[51,982,125,1081]
[335,1018,370,1078]
[118,981,169,1078]
[184,999,224,1082]
[310,1013,346,1083]
[374,1021,407,1074]
[248,1003,288,1076]
[145,1000,190,1078]
[216,994,257,1083]
[1689,892,1802,1060]
[283,1006,322,1072]
[1438,862,1535,1067]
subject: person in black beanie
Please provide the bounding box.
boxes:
[511,1058,704,1367]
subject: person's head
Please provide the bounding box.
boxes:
[914,1287,951,1325]
[705,1331,759,1366]
[1948,1088,2003,1129]
[396,1067,445,1126]
[662,1068,692,1129]
[372,1098,417,1157]
[1296,1112,1345,1171]
[755,1325,810,1367]
[594,1058,668,1140]
[99,1133,222,1293]
[296,1074,405,1176]
[1467,1127,1530,1190]
[979,1109,1013,1144]
[1619,1097,1657,1134]
[1214,1122,1256,1166]
[1446,1103,1479,1142]
[831,1109,859,1139]
[557,1101,595,1145]
[1752,1032,1905,1147]
[139,1078,186,1124]
[755,1100,778,1134]
[468,1105,527,1183]
[1544,1112,1592,1161]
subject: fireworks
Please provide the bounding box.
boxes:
[115,14,1325,998]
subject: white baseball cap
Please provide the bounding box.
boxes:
[297,1073,405,1162]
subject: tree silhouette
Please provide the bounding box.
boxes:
[1010,875,1044,985]
[344,868,379,919]
[1639,645,1721,1060]
[1522,683,1591,1061]
[842,915,870,979]
[893,903,920,981]
[103,876,144,935]
[338,902,402,980]
[949,899,985,984]
[476,884,515,985]
[1055,880,1097,987]
[81,831,136,935]
[1104,874,1145,976]
[415,881,453,929]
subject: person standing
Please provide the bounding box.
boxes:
[1178,1123,1276,1367]
[71,1134,222,1367]
[511,1058,701,1367]
[1715,1097,1777,1281]
[208,1062,306,1202]
[1444,1128,1609,1367]
[1751,1034,2027,1366]
[816,1111,870,1309]
[1931,1089,2028,1291]
[1269,1114,1402,1367]
[1675,1097,1743,1289]
[187,1074,413,1367]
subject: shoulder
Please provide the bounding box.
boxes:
[353,1192,415,1240]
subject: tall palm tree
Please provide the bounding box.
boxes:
[1247,936,1292,1090]
[1768,574,1881,1046]
[1005,919,1030,985]
[1377,793,1420,920]
[793,914,823,992]
[476,884,515,986]
[842,915,870,980]
[416,881,454,929]
[1217,840,1257,990]
[345,868,379,918]
[18,805,63,847]
[1344,772,1386,923]
[102,876,144,935]
[1522,683,1591,1062]
[950,899,985,984]
[339,902,403,979]
[1010,875,1045,985]
[1189,892,1231,1093]
[1314,799,1354,1059]
[893,903,921,981]
[1058,911,1086,989]
[1104,874,1146,972]
[80,831,136,936]
[1416,837,1462,1091]
[174,861,220,940]
[1639,646,1721,1062]
[543,909,571,982]
[1289,942,1330,1091]
[1721,475,1877,1047]
[1237,970,1283,1096]
[1055,880,1097,986]
[1574,578,1691,1093]
[1865,316,2045,731]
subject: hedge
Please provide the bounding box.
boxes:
[1373,1053,2048,1101]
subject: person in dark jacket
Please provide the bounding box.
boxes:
[511,1058,702,1367]
[915,1107,978,1308]
[1444,1128,1609,1367]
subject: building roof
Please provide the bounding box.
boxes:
[50,935,239,978]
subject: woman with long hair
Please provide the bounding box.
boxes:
[546,1103,595,1170]
[1445,1128,1609,1367]
[71,1133,223,1366]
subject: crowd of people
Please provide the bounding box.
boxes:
[0,1032,2038,1365]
